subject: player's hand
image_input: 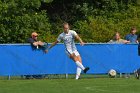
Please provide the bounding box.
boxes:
[80,42,85,46]
[44,49,49,53]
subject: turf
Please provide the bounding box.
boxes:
[0,78,140,93]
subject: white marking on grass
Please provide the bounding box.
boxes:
[85,87,120,93]
[92,84,132,88]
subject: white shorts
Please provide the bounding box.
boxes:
[65,50,80,57]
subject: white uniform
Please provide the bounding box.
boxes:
[57,30,80,56]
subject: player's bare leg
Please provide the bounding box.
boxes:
[76,55,90,73]
[77,55,82,63]
[70,53,89,79]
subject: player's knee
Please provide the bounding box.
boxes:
[69,54,74,58]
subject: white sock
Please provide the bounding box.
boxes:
[76,67,82,80]
[75,61,85,70]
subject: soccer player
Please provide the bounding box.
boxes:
[47,22,90,80]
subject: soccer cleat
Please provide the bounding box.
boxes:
[134,70,139,79]
[75,77,80,80]
[136,73,139,79]
[83,67,90,73]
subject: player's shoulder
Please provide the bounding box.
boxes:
[69,30,76,33]
[59,32,65,37]
[69,30,77,35]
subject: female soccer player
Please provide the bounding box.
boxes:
[47,22,89,80]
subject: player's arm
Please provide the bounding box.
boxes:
[75,35,85,46]
[47,40,59,52]
[46,34,61,53]
[45,40,59,53]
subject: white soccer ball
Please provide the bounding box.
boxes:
[108,69,116,77]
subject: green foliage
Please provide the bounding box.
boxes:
[1,0,140,43]
[0,0,51,43]
[45,0,140,43]
[74,1,140,42]
[73,16,140,43]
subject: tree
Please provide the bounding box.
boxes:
[0,0,51,43]
[1,0,140,43]
[43,0,140,42]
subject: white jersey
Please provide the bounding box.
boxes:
[57,30,77,53]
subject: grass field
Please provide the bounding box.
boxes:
[0,77,140,93]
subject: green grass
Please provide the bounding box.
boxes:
[0,78,140,93]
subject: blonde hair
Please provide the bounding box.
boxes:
[63,22,69,27]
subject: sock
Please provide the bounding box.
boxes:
[75,61,85,70]
[76,67,82,80]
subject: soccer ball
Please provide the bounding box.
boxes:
[108,69,116,77]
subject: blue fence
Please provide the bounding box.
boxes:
[0,44,140,76]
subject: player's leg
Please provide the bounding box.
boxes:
[71,54,89,79]
[68,53,83,79]
[66,50,89,79]
[73,50,82,63]
[70,52,89,72]
[70,53,85,70]
[75,66,82,80]
[73,50,90,73]
[66,50,84,70]
[71,51,89,75]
